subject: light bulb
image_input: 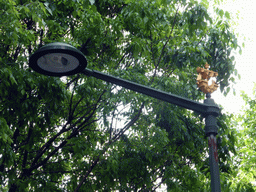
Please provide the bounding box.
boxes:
[37,53,79,73]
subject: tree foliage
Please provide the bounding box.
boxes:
[225,86,256,191]
[0,0,241,191]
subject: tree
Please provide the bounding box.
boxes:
[224,86,256,191]
[0,0,240,191]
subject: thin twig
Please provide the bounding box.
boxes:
[74,103,145,192]
[156,6,180,68]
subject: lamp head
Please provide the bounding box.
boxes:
[29,42,87,76]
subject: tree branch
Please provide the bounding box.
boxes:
[68,78,79,122]
[74,102,145,192]
[157,6,180,67]
[111,102,144,143]
[30,83,105,168]
[66,75,81,89]
[12,46,21,61]
[28,90,105,175]
[150,30,157,68]
[31,126,68,168]
[22,123,33,169]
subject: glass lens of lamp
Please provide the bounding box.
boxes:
[37,53,79,73]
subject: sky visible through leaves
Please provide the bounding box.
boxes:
[214,0,256,114]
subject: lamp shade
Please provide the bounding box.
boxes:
[29,42,87,76]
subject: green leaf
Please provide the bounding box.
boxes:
[44,2,53,15]
[239,48,242,55]
[225,11,230,19]
[219,9,224,18]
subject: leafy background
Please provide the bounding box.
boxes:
[0,0,254,191]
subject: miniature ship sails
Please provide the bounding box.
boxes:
[196,63,218,94]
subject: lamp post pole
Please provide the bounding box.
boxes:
[29,42,221,192]
[204,93,221,191]
[82,68,222,192]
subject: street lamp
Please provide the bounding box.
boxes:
[29,42,221,192]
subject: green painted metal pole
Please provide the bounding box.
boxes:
[82,68,222,192]
[82,69,218,114]
[204,93,221,192]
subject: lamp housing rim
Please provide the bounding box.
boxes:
[29,42,87,77]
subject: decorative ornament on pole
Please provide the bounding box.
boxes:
[197,63,221,191]
[196,63,218,94]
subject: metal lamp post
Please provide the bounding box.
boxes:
[29,42,221,191]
